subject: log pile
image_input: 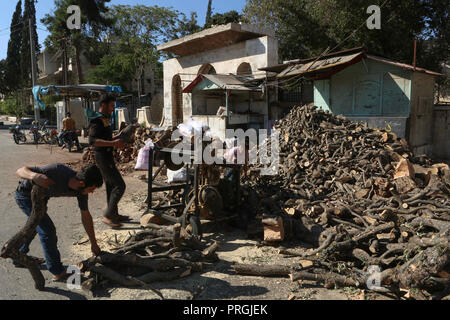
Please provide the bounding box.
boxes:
[239,105,450,299]
[81,126,176,174]
[78,223,219,297]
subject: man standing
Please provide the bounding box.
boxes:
[88,94,129,229]
[59,112,81,151]
[14,164,103,281]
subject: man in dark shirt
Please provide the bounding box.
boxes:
[15,164,103,281]
[88,94,128,229]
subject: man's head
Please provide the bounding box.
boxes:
[66,112,71,118]
[73,165,103,195]
[99,94,116,116]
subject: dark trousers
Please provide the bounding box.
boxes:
[58,131,80,148]
[95,151,126,219]
[14,191,65,275]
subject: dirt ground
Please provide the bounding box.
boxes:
[70,173,391,301]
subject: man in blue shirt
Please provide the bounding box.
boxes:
[14,163,103,281]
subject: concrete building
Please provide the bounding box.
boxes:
[275,47,443,156]
[157,23,278,139]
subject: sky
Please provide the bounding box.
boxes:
[0,0,247,60]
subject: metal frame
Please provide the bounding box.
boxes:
[145,143,242,229]
[146,146,199,229]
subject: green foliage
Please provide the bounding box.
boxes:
[209,10,244,26]
[205,0,213,28]
[0,96,23,118]
[20,0,40,88]
[5,1,23,92]
[41,0,113,84]
[87,4,191,91]
[244,0,449,80]
[86,52,135,87]
[0,60,7,96]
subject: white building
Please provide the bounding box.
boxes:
[157,23,278,139]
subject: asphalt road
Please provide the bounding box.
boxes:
[0,129,106,300]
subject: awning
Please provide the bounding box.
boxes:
[32,84,122,110]
[182,74,262,93]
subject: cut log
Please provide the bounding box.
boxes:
[394,159,415,179]
[233,263,291,277]
[393,176,416,194]
[262,217,285,242]
[0,185,47,291]
[140,213,169,227]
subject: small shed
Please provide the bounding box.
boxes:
[277,48,443,155]
[182,74,266,140]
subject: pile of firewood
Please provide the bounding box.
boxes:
[238,105,450,299]
[81,126,176,174]
[78,223,219,298]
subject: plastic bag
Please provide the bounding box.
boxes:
[134,140,155,171]
[167,167,187,184]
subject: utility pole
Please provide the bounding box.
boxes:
[29,18,39,122]
[61,37,70,113]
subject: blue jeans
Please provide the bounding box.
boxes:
[14,191,65,275]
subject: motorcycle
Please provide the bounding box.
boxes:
[9,125,27,144]
[40,121,58,145]
[59,131,77,152]
[29,122,43,144]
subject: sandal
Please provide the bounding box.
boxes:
[102,217,123,229]
[52,272,70,283]
[115,215,132,222]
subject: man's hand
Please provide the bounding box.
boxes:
[32,173,55,188]
[113,139,126,149]
[91,242,101,256]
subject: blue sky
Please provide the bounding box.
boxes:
[0,0,247,60]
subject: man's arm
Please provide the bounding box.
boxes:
[16,166,55,188]
[88,119,125,149]
[92,139,125,148]
[80,210,101,256]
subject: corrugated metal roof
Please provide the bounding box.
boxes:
[366,55,443,76]
[183,74,262,93]
[275,48,443,79]
[277,52,364,78]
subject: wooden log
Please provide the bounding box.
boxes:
[202,241,219,259]
[0,185,47,291]
[95,252,203,272]
[289,271,364,289]
[233,263,291,277]
[114,237,173,254]
[262,217,285,242]
[136,267,192,283]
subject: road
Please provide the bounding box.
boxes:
[0,129,104,300]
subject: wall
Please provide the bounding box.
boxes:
[409,72,435,155]
[318,59,412,116]
[432,105,450,160]
[162,36,278,126]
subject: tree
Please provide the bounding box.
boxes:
[0,96,23,118]
[209,10,243,26]
[177,12,202,38]
[21,0,40,88]
[86,4,180,95]
[0,60,8,96]
[5,0,23,92]
[41,0,113,85]
[244,0,448,79]
[205,0,212,28]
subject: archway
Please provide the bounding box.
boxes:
[171,75,183,125]
[198,63,216,75]
[237,62,252,75]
